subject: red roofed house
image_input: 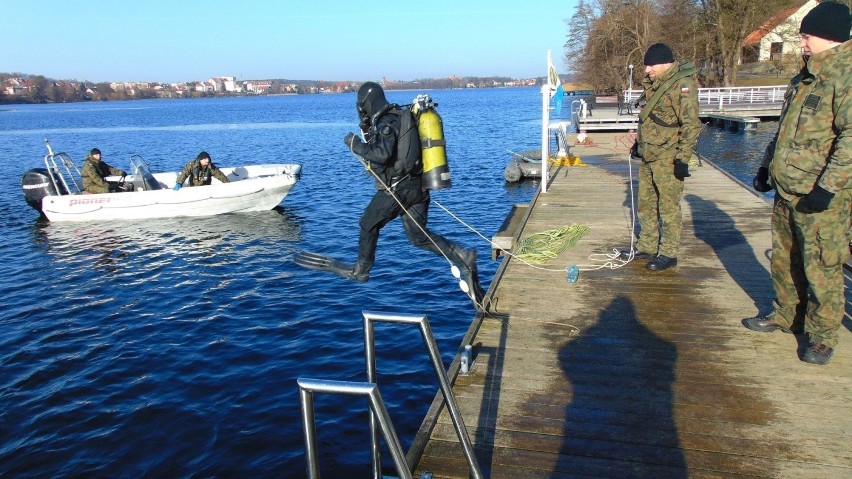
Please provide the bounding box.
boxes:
[742,0,819,63]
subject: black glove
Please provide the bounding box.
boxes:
[796,185,834,213]
[343,132,357,150]
[752,167,772,192]
[629,141,641,159]
[673,160,690,180]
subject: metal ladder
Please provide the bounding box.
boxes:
[298,311,483,479]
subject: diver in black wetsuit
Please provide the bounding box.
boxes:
[295,82,484,309]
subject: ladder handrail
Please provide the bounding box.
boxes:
[362,311,483,479]
[297,378,412,479]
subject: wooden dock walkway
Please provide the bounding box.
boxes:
[410,132,852,478]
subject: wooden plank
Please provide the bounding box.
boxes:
[411,132,852,479]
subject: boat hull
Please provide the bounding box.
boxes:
[39,164,300,222]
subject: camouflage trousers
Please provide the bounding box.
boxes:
[769,191,851,348]
[636,158,684,258]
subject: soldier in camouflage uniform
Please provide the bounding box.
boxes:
[173,151,230,189]
[81,148,127,194]
[620,43,701,271]
[744,1,851,365]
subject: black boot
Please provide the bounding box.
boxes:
[646,254,677,271]
[618,248,653,261]
[456,247,485,309]
[347,260,371,283]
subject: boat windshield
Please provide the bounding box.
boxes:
[129,155,162,191]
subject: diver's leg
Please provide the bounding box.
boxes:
[401,195,485,307]
[355,191,402,280]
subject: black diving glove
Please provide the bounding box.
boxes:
[673,160,690,180]
[752,167,772,192]
[796,185,834,213]
[343,132,358,151]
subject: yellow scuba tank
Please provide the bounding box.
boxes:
[412,94,452,190]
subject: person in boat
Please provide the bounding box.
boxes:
[743,1,852,366]
[341,81,484,306]
[619,43,701,272]
[81,148,128,194]
[173,151,230,190]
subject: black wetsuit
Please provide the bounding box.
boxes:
[349,85,470,277]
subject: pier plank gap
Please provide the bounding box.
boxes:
[411,132,852,479]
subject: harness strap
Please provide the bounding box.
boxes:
[648,111,678,128]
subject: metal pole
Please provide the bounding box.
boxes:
[298,385,321,479]
[297,378,413,479]
[541,84,550,194]
[361,311,484,479]
[417,318,483,479]
[366,385,413,479]
[628,64,633,101]
[363,316,381,479]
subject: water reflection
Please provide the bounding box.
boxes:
[31,207,304,273]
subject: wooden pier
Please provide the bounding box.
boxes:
[410,132,851,478]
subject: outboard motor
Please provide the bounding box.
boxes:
[22,168,67,213]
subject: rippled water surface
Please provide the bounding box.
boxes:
[0,90,774,477]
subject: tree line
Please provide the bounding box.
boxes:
[564,0,850,94]
[0,73,537,105]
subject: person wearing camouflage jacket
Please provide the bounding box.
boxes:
[622,43,701,272]
[81,148,127,194]
[173,151,230,188]
[745,1,851,365]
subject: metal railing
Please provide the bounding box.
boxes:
[298,378,412,479]
[697,85,786,108]
[298,311,482,479]
[624,85,785,109]
[43,140,83,194]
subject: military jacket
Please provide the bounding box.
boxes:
[637,61,701,163]
[81,156,125,194]
[762,40,852,200]
[176,160,230,186]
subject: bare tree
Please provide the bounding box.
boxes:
[566,1,664,93]
[565,0,802,89]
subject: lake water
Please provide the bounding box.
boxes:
[0,89,774,477]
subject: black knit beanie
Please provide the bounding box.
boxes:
[196,151,211,161]
[90,148,101,156]
[800,1,852,43]
[643,43,675,66]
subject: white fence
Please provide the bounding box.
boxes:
[624,85,786,109]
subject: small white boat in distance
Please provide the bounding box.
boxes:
[22,141,302,222]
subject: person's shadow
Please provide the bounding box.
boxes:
[553,296,687,477]
[686,193,774,315]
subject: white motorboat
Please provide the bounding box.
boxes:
[22,141,301,222]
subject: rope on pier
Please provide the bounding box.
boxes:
[513,224,590,264]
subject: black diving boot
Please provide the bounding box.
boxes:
[346,260,370,283]
[456,247,485,310]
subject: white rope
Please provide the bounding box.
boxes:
[436,151,640,276]
[572,152,637,273]
[431,198,571,273]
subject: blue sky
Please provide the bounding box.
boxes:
[0,0,575,84]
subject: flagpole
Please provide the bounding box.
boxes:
[541,50,551,194]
